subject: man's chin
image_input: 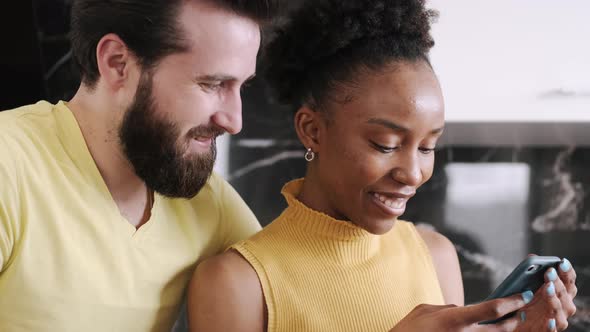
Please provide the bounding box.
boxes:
[148,160,215,199]
[150,178,210,199]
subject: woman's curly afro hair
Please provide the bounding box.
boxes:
[263,0,438,110]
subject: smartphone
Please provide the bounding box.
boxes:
[479,255,562,325]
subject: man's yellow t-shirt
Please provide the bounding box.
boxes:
[0,101,261,331]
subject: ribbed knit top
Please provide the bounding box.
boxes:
[232,179,444,332]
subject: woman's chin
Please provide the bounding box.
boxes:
[361,217,398,235]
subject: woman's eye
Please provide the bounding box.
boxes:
[419,147,436,154]
[371,142,398,153]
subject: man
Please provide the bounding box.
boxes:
[0,0,277,331]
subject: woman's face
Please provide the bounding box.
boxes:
[310,61,445,235]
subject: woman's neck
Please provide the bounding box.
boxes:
[297,172,348,222]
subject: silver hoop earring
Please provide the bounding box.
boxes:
[304,148,315,162]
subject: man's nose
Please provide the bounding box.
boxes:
[211,91,242,135]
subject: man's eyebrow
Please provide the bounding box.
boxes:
[195,74,237,82]
[196,73,256,83]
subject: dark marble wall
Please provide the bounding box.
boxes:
[0,1,46,109]
[0,0,78,111]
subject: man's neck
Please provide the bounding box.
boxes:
[67,87,152,228]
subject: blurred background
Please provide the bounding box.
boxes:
[1,0,588,330]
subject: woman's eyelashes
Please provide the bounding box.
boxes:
[418,147,436,154]
[371,141,399,153]
[370,141,437,154]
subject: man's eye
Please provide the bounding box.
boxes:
[200,82,223,91]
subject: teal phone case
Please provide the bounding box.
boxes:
[479,255,562,325]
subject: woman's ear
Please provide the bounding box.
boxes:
[294,105,323,153]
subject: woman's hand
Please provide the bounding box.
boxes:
[554,258,578,327]
[389,258,578,332]
[389,294,526,332]
[517,258,577,331]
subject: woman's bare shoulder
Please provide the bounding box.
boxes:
[415,225,464,305]
[187,250,265,332]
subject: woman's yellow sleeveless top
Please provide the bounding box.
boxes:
[232,179,445,331]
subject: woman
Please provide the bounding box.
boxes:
[188,0,578,331]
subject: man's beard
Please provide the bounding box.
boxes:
[119,71,222,199]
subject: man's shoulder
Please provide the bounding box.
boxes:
[0,100,54,123]
[169,173,237,217]
[0,101,56,149]
[202,171,226,190]
[188,172,236,204]
[178,172,260,242]
[0,101,59,179]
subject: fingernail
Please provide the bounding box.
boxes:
[520,311,526,322]
[522,290,534,304]
[560,258,572,272]
[547,268,558,282]
[547,281,556,296]
[548,318,556,330]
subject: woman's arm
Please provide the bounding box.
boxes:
[187,250,266,332]
[416,226,464,306]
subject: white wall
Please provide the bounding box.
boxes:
[428,0,590,122]
[213,134,230,179]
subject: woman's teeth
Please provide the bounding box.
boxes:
[373,192,405,209]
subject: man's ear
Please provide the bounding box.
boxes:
[95,33,134,91]
[294,106,324,154]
